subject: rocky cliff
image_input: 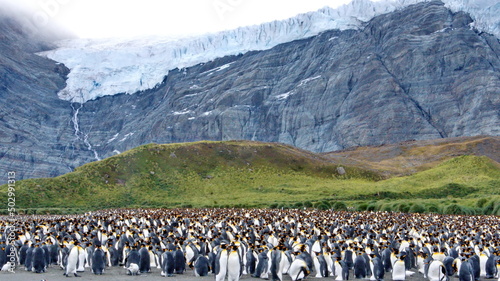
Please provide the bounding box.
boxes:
[1,1,499,182]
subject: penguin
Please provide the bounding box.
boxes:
[194,255,210,277]
[469,252,481,281]
[125,245,140,269]
[77,242,86,272]
[108,242,120,266]
[253,248,269,279]
[227,244,243,281]
[288,257,310,281]
[0,245,7,268]
[32,244,47,273]
[215,244,229,281]
[381,246,392,272]
[332,253,345,280]
[1,261,14,272]
[161,249,175,277]
[479,248,489,277]
[48,239,59,265]
[297,250,314,276]
[354,252,368,279]
[208,250,217,274]
[84,242,94,269]
[423,255,434,279]
[485,252,497,278]
[271,247,286,281]
[148,245,160,269]
[19,240,29,265]
[369,252,385,281]
[185,242,199,268]
[343,246,354,270]
[459,258,474,281]
[392,253,407,281]
[443,256,459,277]
[173,246,186,274]
[139,244,151,273]
[417,251,428,275]
[427,260,447,281]
[246,245,257,275]
[25,243,34,271]
[58,244,69,270]
[91,245,105,275]
[312,251,329,278]
[65,242,82,277]
[126,263,140,275]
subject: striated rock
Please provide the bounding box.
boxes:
[1,1,499,182]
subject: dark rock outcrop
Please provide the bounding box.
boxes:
[1,1,499,182]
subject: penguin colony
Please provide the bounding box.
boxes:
[1,208,500,281]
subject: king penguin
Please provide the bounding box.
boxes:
[427,260,447,281]
[459,256,474,281]
[32,243,46,273]
[253,248,269,279]
[173,246,186,274]
[271,246,286,281]
[194,254,210,277]
[91,243,105,275]
[443,256,459,277]
[161,249,175,277]
[289,256,310,281]
[246,245,257,276]
[392,253,407,281]
[369,252,384,281]
[65,242,81,277]
[25,243,34,271]
[138,244,151,273]
[215,243,229,281]
[227,244,243,281]
[485,251,497,278]
[354,251,368,279]
[19,240,29,266]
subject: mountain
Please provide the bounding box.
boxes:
[1,140,498,214]
[1,1,500,182]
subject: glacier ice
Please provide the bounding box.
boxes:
[38,0,500,103]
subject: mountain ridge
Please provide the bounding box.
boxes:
[1,1,499,182]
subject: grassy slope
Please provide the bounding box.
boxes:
[1,139,499,214]
[324,136,500,176]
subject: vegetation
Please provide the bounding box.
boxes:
[0,139,498,215]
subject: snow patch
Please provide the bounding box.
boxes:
[172,109,192,115]
[275,91,295,100]
[107,133,119,143]
[200,62,234,75]
[298,75,322,87]
[119,132,134,142]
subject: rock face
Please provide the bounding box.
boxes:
[0,16,79,180]
[1,1,500,181]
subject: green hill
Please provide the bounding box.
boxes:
[1,139,499,215]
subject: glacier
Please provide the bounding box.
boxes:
[39,0,500,103]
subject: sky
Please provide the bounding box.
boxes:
[4,0,353,39]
